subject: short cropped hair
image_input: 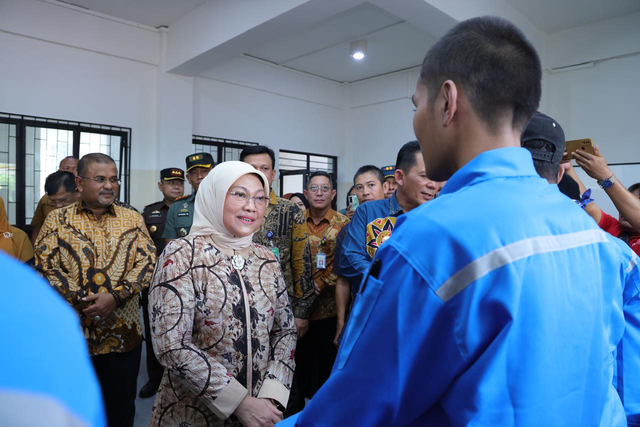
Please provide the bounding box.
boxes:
[77,153,116,177]
[240,145,276,169]
[628,183,640,195]
[396,141,422,172]
[522,139,560,182]
[307,171,334,189]
[353,165,384,185]
[419,16,541,131]
[45,171,76,195]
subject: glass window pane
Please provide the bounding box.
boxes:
[283,174,304,195]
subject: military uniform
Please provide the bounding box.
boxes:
[162,153,214,240]
[162,193,195,239]
[140,167,185,398]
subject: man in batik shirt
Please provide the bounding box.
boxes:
[35,153,156,427]
[291,171,349,410]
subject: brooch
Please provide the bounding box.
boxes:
[232,254,245,271]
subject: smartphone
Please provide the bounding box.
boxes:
[563,138,595,161]
[348,194,359,211]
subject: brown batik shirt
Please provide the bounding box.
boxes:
[35,201,156,356]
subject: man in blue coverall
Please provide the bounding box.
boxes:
[280,16,638,426]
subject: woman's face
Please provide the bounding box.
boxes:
[223,174,267,237]
[290,195,306,211]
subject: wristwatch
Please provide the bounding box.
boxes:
[597,174,617,189]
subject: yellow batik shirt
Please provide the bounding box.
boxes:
[35,201,156,355]
[291,208,349,320]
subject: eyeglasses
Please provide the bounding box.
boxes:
[308,185,331,194]
[227,191,268,208]
[80,176,121,185]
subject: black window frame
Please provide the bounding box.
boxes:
[0,112,131,231]
[192,135,258,164]
[279,149,338,209]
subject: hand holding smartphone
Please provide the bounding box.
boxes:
[348,194,359,211]
[562,138,595,162]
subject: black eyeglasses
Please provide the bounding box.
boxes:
[80,176,121,185]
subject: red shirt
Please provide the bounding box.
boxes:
[598,210,640,256]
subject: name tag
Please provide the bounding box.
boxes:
[177,212,190,217]
[148,213,162,219]
[316,252,327,269]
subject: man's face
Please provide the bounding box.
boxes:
[77,162,119,208]
[187,167,211,192]
[412,81,449,182]
[158,179,184,203]
[243,153,276,188]
[384,176,397,198]
[620,188,640,233]
[396,152,437,210]
[354,172,385,204]
[304,176,336,211]
[59,158,78,176]
[49,187,79,209]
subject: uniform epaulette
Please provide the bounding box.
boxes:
[174,194,191,201]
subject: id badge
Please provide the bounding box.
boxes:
[270,246,281,262]
[316,252,327,269]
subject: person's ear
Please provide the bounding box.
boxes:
[394,169,405,187]
[383,181,390,192]
[157,181,163,192]
[331,189,337,200]
[441,80,458,128]
[271,169,277,184]
[303,189,308,198]
[75,176,84,193]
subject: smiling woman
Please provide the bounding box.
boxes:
[148,161,297,427]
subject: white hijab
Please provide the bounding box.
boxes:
[189,161,270,251]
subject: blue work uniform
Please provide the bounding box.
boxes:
[0,253,105,426]
[280,147,634,426]
[339,192,403,291]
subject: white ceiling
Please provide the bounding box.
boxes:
[504,0,640,34]
[245,3,437,83]
[59,0,640,81]
[57,0,207,28]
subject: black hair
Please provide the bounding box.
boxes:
[419,16,541,131]
[395,141,422,172]
[44,171,76,195]
[307,171,334,189]
[240,145,276,169]
[289,192,309,209]
[77,153,116,177]
[353,165,384,185]
[522,139,560,183]
[628,183,640,195]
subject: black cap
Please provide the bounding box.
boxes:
[381,165,396,178]
[160,168,185,181]
[185,153,214,172]
[521,111,565,164]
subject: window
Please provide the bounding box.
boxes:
[0,112,131,230]
[192,135,258,165]
[279,150,337,207]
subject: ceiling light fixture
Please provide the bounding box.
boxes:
[350,40,368,60]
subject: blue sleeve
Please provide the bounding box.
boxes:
[339,204,372,289]
[162,204,178,239]
[282,243,466,426]
[0,254,105,426]
[619,252,640,426]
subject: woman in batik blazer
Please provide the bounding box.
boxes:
[148,161,296,427]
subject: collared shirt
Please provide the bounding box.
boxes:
[253,190,311,305]
[339,191,403,291]
[35,201,156,356]
[292,208,349,320]
[284,147,636,426]
[163,193,195,239]
[30,194,56,228]
[142,200,171,256]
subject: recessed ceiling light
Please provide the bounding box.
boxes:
[350,40,367,61]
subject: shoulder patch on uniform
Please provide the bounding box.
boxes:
[175,194,190,201]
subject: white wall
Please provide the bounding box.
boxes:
[545,13,640,216]
[193,56,345,194]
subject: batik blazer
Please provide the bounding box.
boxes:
[35,201,156,356]
[148,235,296,427]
